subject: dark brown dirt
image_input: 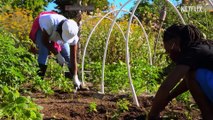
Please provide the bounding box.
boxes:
[28,90,202,120]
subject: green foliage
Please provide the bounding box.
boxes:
[179,8,213,39]
[0,85,43,119]
[80,14,164,95]
[87,102,97,113]
[0,30,38,88]
[83,60,161,94]
[0,8,33,49]
[81,16,158,64]
[111,99,131,119]
[129,0,213,64]
[0,1,210,115]
[32,77,54,95]
[54,0,109,18]
[131,0,160,28]
[0,0,53,17]
[46,59,74,92]
[0,29,53,119]
[116,99,130,112]
[0,29,53,95]
[87,0,109,11]
[176,91,191,103]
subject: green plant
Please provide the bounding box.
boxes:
[116,98,130,112]
[0,29,53,94]
[88,102,97,113]
[32,76,54,95]
[0,30,36,87]
[0,85,43,119]
[46,59,74,92]
[111,99,131,119]
[176,91,191,103]
[83,60,161,94]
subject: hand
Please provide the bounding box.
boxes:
[73,75,89,93]
[73,75,81,87]
[56,53,66,66]
[73,75,82,93]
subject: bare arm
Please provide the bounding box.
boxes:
[70,44,78,76]
[41,29,58,55]
[149,65,190,119]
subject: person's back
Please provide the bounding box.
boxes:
[39,14,66,42]
[29,12,86,92]
[177,42,213,71]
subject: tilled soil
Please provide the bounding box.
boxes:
[29,90,201,120]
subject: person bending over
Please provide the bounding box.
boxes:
[148,24,213,119]
[30,12,85,91]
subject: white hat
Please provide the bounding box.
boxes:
[62,19,79,44]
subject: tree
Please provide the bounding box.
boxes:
[123,0,162,32]
[0,0,13,7]
[54,0,109,18]
[0,0,53,17]
[0,0,15,13]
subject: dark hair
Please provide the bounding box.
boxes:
[163,24,211,50]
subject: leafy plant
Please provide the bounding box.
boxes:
[0,29,36,87]
[111,98,131,119]
[83,60,161,94]
[176,91,191,103]
[32,76,54,95]
[0,8,33,48]
[46,59,74,92]
[0,0,52,17]
[87,102,97,113]
[0,85,43,119]
[116,98,130,112]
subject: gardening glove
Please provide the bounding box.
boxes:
[56,53,66,66]
[73,75,89,93]
[73,75,81,92]
[73,75,81,87]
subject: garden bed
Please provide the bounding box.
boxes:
[29,90,201,120]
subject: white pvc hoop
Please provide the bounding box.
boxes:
[123,0,142,107]
[81,9,151,88]
[166,0,186,24]
[206,0,213,7]
[122,0,186,106]
[80,0,187,107]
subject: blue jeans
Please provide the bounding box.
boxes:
[35,29,71,67]
[196,69,213,103]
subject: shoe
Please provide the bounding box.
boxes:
[37,64,47,79]
[65,71,72,78]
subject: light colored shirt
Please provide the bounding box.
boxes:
[39,14,79,45]
[39,14,65,42]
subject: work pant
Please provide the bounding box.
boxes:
[35,29,71,67]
